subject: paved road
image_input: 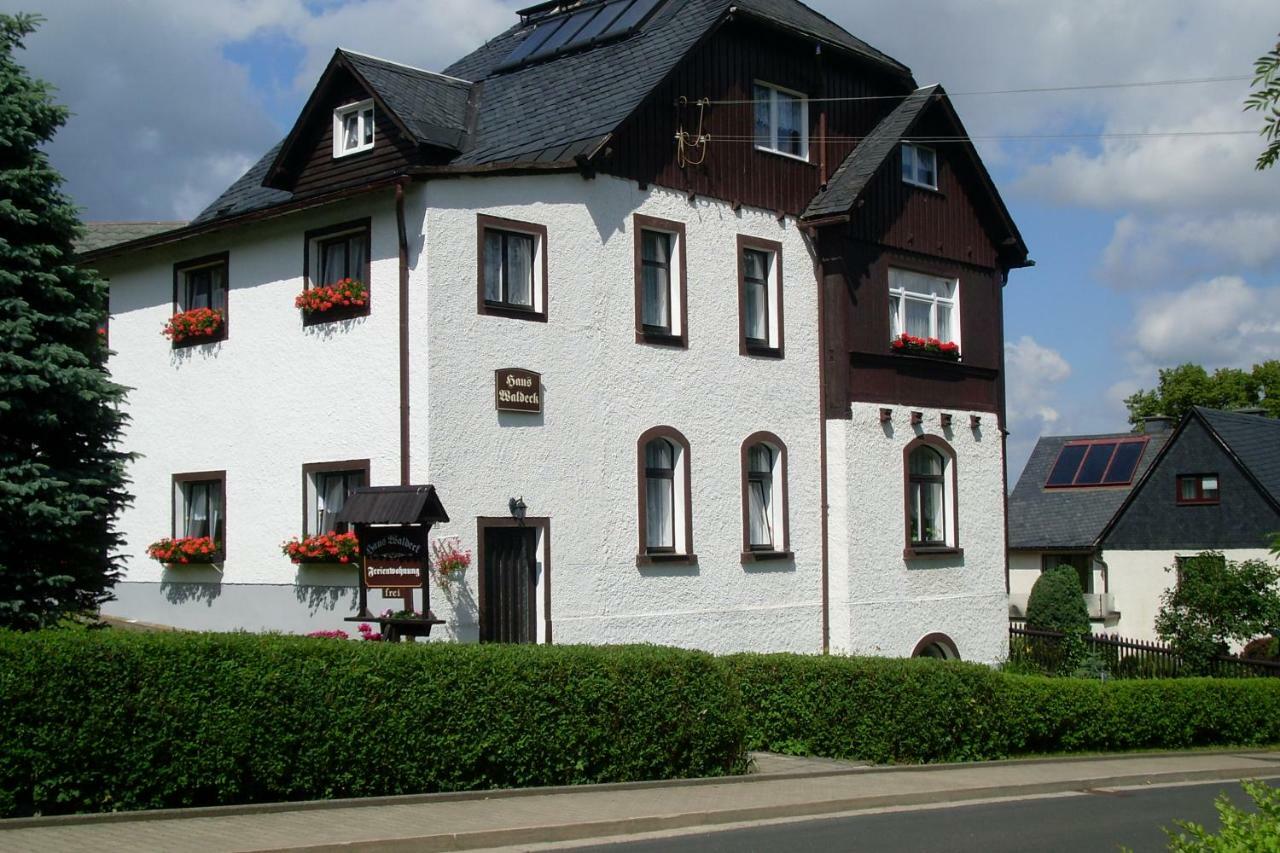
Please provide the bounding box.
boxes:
[566,781,1257,853]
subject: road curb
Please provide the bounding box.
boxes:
[250,766,1280,853]
[1,748,1275,832]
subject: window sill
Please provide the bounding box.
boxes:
[745,343,784,359]
[333,144,374,160]
[903,179,944,195]
[303,303,370,326]
[636,330,687,348]
[741,550,794,563]
[903,546,963,560]
[172,329,227,349]
[636,553,698,567]
[480,302,546,323]
[754,144,814,165]
[1176,500,1221,506]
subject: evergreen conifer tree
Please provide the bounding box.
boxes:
[0,13,131,629]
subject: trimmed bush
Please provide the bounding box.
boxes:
[726,653,1280,764]
[0,631,744,817]
[1026,565,1090,635]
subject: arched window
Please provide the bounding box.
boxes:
[637,427,693,563]
[903,436,957,554]
[741,432,789,557]
[912,633,960,660]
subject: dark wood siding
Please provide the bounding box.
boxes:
[279,72,419,197]
[1103,419,1280,550]
[604,19,905,217]
[820,234,1003,417]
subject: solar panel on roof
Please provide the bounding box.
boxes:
[1046,444,1087,487]
[499,0,666,70]
[1103,440,1145,484]
[1074,443,1117,485]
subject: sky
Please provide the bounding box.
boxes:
[7,0,1279,481]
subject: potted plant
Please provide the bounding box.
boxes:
[147,536,220,564]
[295,277,368,321]
[163,307,224,344]
[280,531,360,564]
[430,536,471,592]
[890,333,960,361]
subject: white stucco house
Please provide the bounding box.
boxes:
[1008,408,1280,642]
[81,0,1031,662]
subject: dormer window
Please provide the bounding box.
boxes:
[902,142,937,189]
[333,100,374,158]
[753,82,809,161]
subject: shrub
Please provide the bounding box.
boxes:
[727,653,1280,764]
[1164,780,1280,851]
[1026,565,1090,635]
[1241,635,1280,662]
[0,631,744,817]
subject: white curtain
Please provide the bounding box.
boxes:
[645,440,675,550]
[343,113,360,150]
[642,232,670,328]
[321,241,346,286]
[506,234,533,306]
[747,444,774,547]
[778,91,803,156]
[185,484,207,538]
[348,235,368,283]
[318,475,347,534]
[207,486,221,544]
[905,299,932,338]
[753,84,771,148]
[744,250,768,342]
[483,232,503,301]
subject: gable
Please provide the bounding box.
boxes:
[1103,418,1280,551]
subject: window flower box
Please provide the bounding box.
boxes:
[281,531,360,564]
[147,536,221,564]
[163,307,225,344]
[296,278,368,323]
[890,333,960,361]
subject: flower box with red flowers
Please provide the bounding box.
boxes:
[280,531,360,564]
[296,278,369,324]
[147,536,221,564]
[890,333,961,361]
[163,307,225,345]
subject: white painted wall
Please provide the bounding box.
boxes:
[99,194,403,632]
[412,176,823,653]
[828,402,1009,665]
[1101,547,1274,643]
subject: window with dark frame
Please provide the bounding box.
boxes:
[316,230,369,286]
[640,230,673,333]
[908,445,946,547]
[483,228,536,310]
[1041,553,1093,594]
[644,438,676,553]
[313,469,365,534]
[743,249,770,348]
[746,443,774,550]
[177,259,228,313]
[1045,437,1148,488]
[1176,474,1220,505]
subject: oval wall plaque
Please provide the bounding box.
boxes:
[495,368,542,413]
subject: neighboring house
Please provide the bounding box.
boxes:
[80,0,1029,662]
[1008,408,1280,641]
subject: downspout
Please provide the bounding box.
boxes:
[998,267,1010,596]
[802,221,831,654]
[396,178,411,486]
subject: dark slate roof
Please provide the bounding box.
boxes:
[183,0,913,230]
[1008,431,1168,550]
[336,486,450,525]
[1197,407,1280,504]
[803,84,937,219]
[191,142,292,226]
[75,221,187,254]
[342,51,471,150]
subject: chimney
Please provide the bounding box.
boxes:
[1142,415,1174,434]
[1233,407,1269,417]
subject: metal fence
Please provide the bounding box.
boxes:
[1008,626,1280,678]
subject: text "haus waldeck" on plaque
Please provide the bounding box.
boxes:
[495,368,542,414]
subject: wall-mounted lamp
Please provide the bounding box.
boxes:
[509,496,528,526]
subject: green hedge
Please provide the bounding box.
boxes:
[0,631,745,817]
[725,653,1280,763]
[5,632,1280,818]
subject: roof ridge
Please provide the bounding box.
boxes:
[338,48,473,85]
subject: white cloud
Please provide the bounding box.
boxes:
[1132,276,1280,367]
[1100,211,1280,289]
[1005,335,1072,429]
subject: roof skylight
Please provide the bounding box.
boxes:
[1045,438,1148,488]
[500,0,665,70]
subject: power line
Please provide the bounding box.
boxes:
[700,130,1258,143]
[705,75,1253,106]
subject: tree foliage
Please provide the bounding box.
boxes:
[1154,553,1280,674]
[1124,361,1280,428]
[1025,565,1090,635]
[1245,34,1280,170]
[0,14,131,629]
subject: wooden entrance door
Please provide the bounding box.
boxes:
[480,526,537,643]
